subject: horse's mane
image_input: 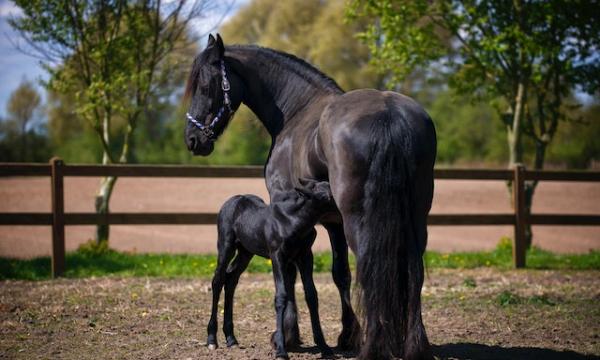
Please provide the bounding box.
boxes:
[228,45,344,93]
[185,44,344,100]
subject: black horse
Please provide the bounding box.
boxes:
[207,179,335,359]
[185,34,436,360]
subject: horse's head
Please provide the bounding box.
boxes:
[184,34,241,156]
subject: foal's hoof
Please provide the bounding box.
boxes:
[207,343,217,350]
[226,336,239,348]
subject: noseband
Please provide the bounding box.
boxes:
[186,60,235,140]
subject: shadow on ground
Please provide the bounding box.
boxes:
[433,343,599,360]
[282,343,600,360]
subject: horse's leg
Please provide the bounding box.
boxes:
[322,222,360,351]
[222,249,253,348]
[297,249,333,358]
[271,251,290,360]
[404,171,434,360]
[207,231,237,349]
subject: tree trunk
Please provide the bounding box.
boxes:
[95,175,117,244]
[521,139,548,248]
[21,120,28,161]
[94,110,115,245]
[507,83,525,166]
[506,82,533,247]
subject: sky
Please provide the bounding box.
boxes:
[0,0,248,119]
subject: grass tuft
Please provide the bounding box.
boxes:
[0,237,598,280]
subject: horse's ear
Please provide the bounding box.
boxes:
[207,34,216,47]
[215,33,225,57]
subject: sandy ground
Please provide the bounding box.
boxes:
[1,269,599,359]
[0,177,599,258]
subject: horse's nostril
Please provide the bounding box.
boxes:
[188,136,197,150]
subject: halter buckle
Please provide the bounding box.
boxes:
[201,126,215,140]
[222,78,231,91]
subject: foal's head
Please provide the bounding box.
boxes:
[184,34,242,156]
[293,178,334,210]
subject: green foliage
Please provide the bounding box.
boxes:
[546,102,600,168]
[0,79,50,162]
[429,90,506,164]
[462,277,477,288]
[7,78,41,130]
[347,0,600,168]
[497,290,522,306]
[10,0,200,164]
[496,290,557,307]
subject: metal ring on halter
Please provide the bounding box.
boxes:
[186,59,234,140]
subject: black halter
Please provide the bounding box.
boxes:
[186,60,234,140]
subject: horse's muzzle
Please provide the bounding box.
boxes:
[187,134,214,156]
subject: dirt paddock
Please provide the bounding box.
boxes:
[1,177,599,258]
[1,269,598,359]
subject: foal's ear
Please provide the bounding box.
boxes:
[298,177,317,190]
[313,181,333,202]
[293,186,312,198]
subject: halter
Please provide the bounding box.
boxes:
[186,60,235,140]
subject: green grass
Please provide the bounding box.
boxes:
[424,237,600,270]
[1,238,598,280]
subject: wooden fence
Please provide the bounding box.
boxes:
[1,158,599,277]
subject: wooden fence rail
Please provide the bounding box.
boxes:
[1,158,599,277]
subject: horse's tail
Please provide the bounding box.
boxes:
[356,113,425,359]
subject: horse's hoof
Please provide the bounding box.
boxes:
[321,347,335,358]
[276,357,288,360]
[228,344,238,349]
[207,344,217,350]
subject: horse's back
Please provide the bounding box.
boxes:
[321,89,435,149]
[318,89,436,250]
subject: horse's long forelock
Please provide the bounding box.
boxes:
[184,58,200,100]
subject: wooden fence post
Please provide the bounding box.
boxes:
[513,164,526,268]
[50,157,65,277]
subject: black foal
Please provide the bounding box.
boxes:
[207,179,334,359]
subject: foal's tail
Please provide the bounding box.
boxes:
[355,113,426,359]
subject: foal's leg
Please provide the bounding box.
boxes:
[207,234,237,349]
[222,249,253,347]
[271,251,291,360]
[282,264,301,348]
[297,249,334,358]
[323,222,360,350]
